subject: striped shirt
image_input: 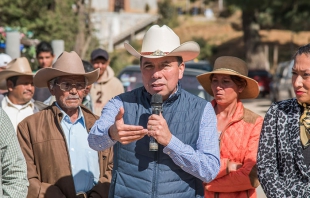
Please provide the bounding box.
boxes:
[0,108,28,197]
[88,94,220,183]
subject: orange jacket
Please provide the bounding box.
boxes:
[204,100,263,198]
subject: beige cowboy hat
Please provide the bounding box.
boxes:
[196,56,260,99]
[0,57,33,89]
[124,25,200,62]
[34,51,99,87]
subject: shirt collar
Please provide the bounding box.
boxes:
[143,83,181,105]
[5,96,34,110]
[55,102,85,126]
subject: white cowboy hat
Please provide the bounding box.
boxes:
[124,25,200,62]
[34,51,99,87]
[0,57,33,89]
[197,56,260,99]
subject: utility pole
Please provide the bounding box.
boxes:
[219,0,223,12]
[5,31,20,59]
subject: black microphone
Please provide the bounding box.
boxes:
[149,93,162,151]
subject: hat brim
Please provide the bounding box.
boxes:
[0,71,33,89]
[34,68,100,88]
[196,69,260,99]
[124,41,200,62]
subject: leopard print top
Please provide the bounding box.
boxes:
[257,98,310,197]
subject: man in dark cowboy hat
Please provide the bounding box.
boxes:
[17,51,113,198]
[88,25,220,198]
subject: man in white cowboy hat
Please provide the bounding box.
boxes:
[89,48,124,116]
[88,25,220,197]
[0,57,46,131]
[17,51,113,198]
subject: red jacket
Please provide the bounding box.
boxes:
[204,100,263,198]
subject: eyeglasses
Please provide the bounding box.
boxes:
[55,82,86,91]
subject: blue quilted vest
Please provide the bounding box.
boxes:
[109,87,207,198]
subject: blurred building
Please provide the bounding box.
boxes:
[91,0,158,51]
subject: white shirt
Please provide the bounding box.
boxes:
[2,96,35,132]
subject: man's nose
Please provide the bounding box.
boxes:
[152,70,162,79]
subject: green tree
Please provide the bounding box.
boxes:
[0,0,78,51]
[157,0,179,28]
[225,0,310,69]
[192,37,214,60]
[74,0,97,58]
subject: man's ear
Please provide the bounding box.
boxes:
[7,80,14,92]
[178,62,185,79]
[47,82,55,96]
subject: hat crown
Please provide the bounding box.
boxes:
[214,56,248,76]
[53,51,85,73]
[33,51,100,88]
[141,25,181,53]
[6,57,32,73]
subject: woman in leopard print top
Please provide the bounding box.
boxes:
[257,43,310,197]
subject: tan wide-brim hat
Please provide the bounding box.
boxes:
[124,25,200,62]
[34,51,99,87]
[196,56,260,99]
[0,57,33,89]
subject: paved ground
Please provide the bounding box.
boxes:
[242,98,272,198]
[242,98,272,117]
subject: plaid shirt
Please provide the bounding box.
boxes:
[0,108,28,197]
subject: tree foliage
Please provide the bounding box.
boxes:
[192,37,214,61]
[0,0,78,51]
[157,0,179,28]
[225,0,310,32]
[223,0,310,69]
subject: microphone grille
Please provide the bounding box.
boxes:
[151,93,163,104]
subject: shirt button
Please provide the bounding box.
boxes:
[167,151,171,155]
[181,166,184,168]
[99,145,102,147]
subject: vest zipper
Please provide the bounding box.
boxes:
[151,147,159,198]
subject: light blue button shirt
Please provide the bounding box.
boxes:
[56,103,99,193]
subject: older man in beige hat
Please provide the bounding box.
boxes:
[17,51,113,198]
[88,25,220,198]
[0,57,46,131]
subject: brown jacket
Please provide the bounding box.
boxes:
[17,103,113,198]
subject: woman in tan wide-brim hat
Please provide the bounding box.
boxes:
[197,56,263,198]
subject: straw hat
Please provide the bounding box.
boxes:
[124,25,200,62]
[0,57,33,89]
[34,51,99,87]
[196,56,259,99]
